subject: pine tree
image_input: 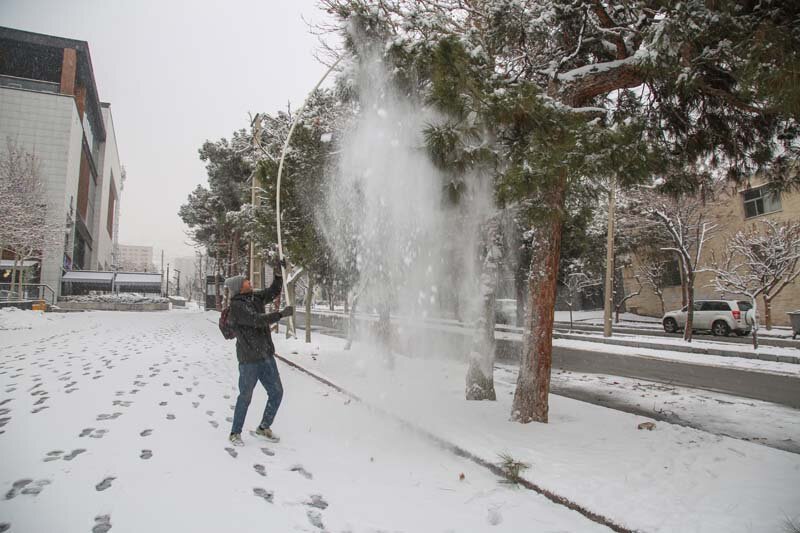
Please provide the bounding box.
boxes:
[321,0,799,423]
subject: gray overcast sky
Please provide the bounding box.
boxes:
[1,0,328,263]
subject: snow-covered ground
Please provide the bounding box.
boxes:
[0,308,609,533]
[277,328,800,533]
[542,368,800,453]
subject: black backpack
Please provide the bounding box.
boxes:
[219,307,237,340]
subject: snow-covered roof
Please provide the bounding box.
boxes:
[0,260,38,268]
[114,272,161,285]
[62,271,114,283]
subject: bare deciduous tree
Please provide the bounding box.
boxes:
[637,259,668,316]
[709,219,800,348]
[561,262,600,331]
[0,139,63,299]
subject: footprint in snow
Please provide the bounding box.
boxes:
[0,522,9,532]
[290,465,313,480]
[253,464,266,476]
[31,406,49,414]
[5,479,50,499]
[209,420,219,428]
[252,487,273,503]
[306,494,329,510]
[95,477,115,491]
[5,479,32,500]
[92,514,112,533]
[43,450,64,462]
[159,401,167,406]
[96,413,122,421]
[63,449,87,461]
[307,510,325,530]
[140,429,153,437]
[89,429,108,439]
[260,447,275,457]
[225,447,238,458]
[140,449,153,461]
[166,414,175,420]
[192,402,199,408]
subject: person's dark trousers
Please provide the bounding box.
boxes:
[230,357,283,435]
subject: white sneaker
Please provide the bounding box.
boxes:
[255,426,280,443]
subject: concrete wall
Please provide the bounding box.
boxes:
[623,180,800,327]
[0,87,84,297]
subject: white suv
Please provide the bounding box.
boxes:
[662,300,754,336]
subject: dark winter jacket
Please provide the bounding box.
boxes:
[227,275,283,364]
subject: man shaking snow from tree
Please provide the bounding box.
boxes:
[225,259,293,446]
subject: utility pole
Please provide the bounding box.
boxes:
[166,263,170,297]
[161,250,165,296]
[174,269,181,297]
[603,178,616,337]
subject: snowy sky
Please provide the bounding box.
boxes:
[1,0,328,262]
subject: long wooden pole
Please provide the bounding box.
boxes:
[275,55,343,338]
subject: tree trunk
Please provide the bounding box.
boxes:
[679,260,688,308]
[466,220,500,401]
[10,256,19,298]
[285,279,296,339]
[18,263,26,300]
[343,291,349,314]
[515,270,526,328]
[328,285,335,311]
[659,296,665,317]
[512,179,565,424]
[214,251,221,311]
[751,296,759,350]
[684,271,695,342]
[763,295,772,331]
[568,305,573,332]
[345,291,359,351]
[305,276,313,343]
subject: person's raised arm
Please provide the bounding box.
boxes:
[255,257,285,303]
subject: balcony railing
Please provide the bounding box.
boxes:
[0,74,60,94]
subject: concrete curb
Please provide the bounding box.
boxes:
[55,301,170,312]
[275,352,636,533]
[552,331,800,364]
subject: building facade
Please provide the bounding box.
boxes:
[0,26,123,296]
[117,245,155,272]
[623,178,800,327]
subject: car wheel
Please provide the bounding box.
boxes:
[712,320,730,337]
[663,318,678,333]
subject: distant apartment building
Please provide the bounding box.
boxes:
[0,26,123,296]
[623,176,800,327]
[118,245,155,272]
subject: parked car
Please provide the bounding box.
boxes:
[662,300,754,336]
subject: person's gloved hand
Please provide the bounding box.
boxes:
[280,306,294,318]
[274,256,287,277]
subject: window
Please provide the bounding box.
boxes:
[701,301,730,311]
[737,301,753,311]
[743,185,782,219]
[661,259,683,287]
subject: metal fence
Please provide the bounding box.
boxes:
[0,283,56,306]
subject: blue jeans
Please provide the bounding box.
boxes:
[230,357,283,435]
